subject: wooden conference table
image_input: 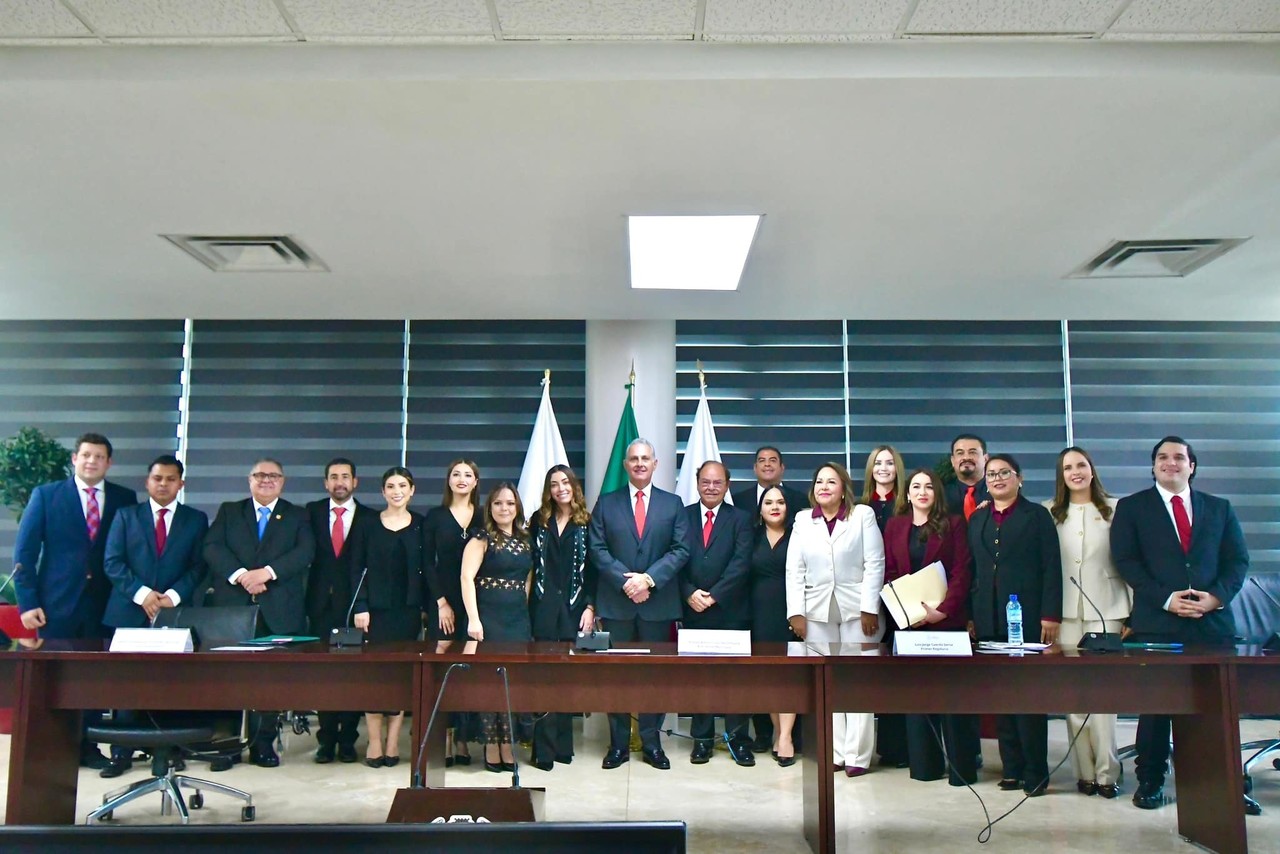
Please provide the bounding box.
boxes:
[2,640,1276,854]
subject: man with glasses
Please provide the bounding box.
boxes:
[204,457,314,767]
[681,461,756,767]
[944,434,990,521]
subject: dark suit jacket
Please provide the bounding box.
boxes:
[1110,486,1249,642]
[968,496,1062,640]
[731,483,810,520]
[13,477,139,637]
[944,478,990,519]
[102,502,209,629]
[588,485,690,622]
[202,497,315,635]
[305,498,373,633]
[680,502,755,628]
[882,514,971,630]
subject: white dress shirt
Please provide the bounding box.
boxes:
[132,498,184,608]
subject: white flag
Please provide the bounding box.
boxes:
[517,376,569,520]
[675,390,731,507]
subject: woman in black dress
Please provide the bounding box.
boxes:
[461,481,533,772]
[750,485,800,766]
[350,466,426,768]
[422,458,481,764]
[527,465,595,771]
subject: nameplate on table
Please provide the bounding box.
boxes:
[109,627,194,653]
[677,629,752,656]
[893,631,972,657]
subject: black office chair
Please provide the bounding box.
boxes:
[86,606,261,825]
[1232,575,1280,816]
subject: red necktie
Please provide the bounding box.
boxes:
[1171,495,1192,553]
[155,507,168,555]
[332,507,346,556]
[963,485,977,521]
[634,490,646,538]
[703,510,714,547]
[85,487,100,540]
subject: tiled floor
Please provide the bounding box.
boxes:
[1,715,1277,852]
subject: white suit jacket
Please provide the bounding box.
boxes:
[1043,497,1133,622]
[785,505,885,622]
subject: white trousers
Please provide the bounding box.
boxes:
[1058,617,1125,785]
[806,602,885,769]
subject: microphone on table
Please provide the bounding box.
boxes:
[330,567,368,647]
[411,661,471,788]
[498,666,521,790]
[1069,577,1124,652]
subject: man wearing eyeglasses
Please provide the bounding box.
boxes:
[203,457,315,767]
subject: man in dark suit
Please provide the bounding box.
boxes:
[682,460,756,766]
[100,454,209,777]
[1111,435,1249,810]
[730,445,808,516]
[588,438,690,770]
[13,431,138,768]
[203,457,315,767]
[942,433,990,520]
[305,457,368,764]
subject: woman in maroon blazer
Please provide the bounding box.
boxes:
[883,468,978,786]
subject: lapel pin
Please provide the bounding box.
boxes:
[274,514,282,520]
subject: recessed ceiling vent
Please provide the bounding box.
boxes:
[1066,238,1248,279]
[162,234,329,272]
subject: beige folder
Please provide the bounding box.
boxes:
[880,560,948,630]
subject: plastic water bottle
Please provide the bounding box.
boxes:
[1006,594,1024,646]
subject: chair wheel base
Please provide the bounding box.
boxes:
[99,811,113,821]
[1245,796,1262,817]
[190,792,204,810]
[242,805,256,822]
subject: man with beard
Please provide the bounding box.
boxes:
[943,434,990,521]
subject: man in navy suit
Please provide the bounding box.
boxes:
[305,457,368,764]
[100,454,209,777]
[588,438,690,770]
[1111,436,1250,810]
[203,457,315,767]
[682,461,756,766]
[13,432,138,768]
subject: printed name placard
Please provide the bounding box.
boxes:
[893,631,972,657]
[109,627,194,653]
[677,628,752,656]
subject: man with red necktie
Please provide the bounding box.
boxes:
[943,433,991,521]
[1111,435,1250,810]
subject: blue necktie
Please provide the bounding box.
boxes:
[257,506,270,540]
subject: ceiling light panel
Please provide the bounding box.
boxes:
[628,215,761,292]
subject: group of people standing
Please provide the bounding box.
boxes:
[12,429,1250,814]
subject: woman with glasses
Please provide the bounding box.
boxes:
[1045,446,1130,799]
[786,461,885,777]
[968,453,1062,796]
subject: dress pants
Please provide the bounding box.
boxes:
[876,623,908,764]
[995,713,1049,787]
[602,616,672,753]
[533,712,574,762]
[316,711,361,751]
[805,601,884,769]
[1058,617,1124,785]
[905,713,980,785]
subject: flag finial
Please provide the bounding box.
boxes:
[696,359,706,393]
[543,368,551,387]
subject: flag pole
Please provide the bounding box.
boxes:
[628,360,636,407]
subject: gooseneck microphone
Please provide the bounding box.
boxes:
[411,661,471,787]
[498,666,521,789]
[1069,576,1124,652]
[329,567,369,647]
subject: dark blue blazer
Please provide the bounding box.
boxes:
[588,485,690,622]
[103,502,209,628]
[680,502,754,628]
[12,477,139,637]
[1110,486,1249,641]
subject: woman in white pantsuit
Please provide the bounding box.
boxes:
[1045,446,1133,799]
[786,461,886,777]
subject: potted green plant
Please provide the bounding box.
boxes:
[1,427,71,606]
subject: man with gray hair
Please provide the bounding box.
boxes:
[588,438,690,770]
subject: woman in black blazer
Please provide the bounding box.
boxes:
[527,465,596,771]
[968,453,1063,796]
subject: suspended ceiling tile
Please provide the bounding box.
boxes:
[282,0,492,37]
[906,0,1120,34]
[72,0,292,37]
[494,0,697,37]
[1111,0,1280,33]
[703,0,912,36]
[0,0,93,37]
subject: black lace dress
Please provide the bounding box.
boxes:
[470,531,533,744]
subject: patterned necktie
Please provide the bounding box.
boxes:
[634,490,646,538]
[85,487,100,540]
[1171,495,1192,553]
[257,506,271,541]
[332,507,346,556]
[155,507,168,555]
[703,510,714,548]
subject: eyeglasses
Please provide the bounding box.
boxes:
[251,473,283,482]
[985,469,1017,481]
[698,480,726,489]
